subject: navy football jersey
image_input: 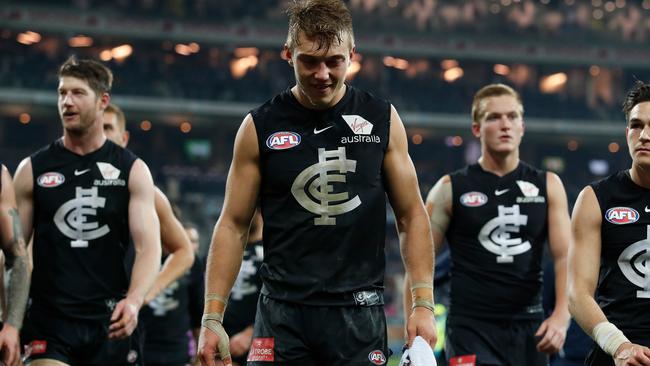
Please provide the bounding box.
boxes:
[140,256,204,364]
[30,139,137,319]
[224,240,263,334]
[590,170,650,334]
[252,85,390,305]
[447,162,548,319]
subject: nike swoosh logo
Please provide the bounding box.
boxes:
[495,189,509,196]
[645,206,650,213]
[74,169,91,176]
[313,125,333,134]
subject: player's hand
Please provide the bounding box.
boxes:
[0,324,20,366]
[534,311,569,354]
[230,325,254,357]
[614,343,650,366]
[405,306,437,348]
[108,297,141,340]
[198,325,232,366]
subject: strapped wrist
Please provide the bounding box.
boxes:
[593,321,630,356]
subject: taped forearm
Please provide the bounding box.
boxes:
[410,282,434,313]
[5,253,29,329]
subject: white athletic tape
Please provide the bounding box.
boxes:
[202,313,231,361]
[593,321,630,356]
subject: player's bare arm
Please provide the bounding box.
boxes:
[403,175,451,326]
[0,165,31,366]
[109,159,161,340]
[569,187,650,364]
[198,114,261,366]
[383,105,436,348]
[535,172,571,354]
[144,187,195,304]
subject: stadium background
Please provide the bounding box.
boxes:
[2,0,650,364]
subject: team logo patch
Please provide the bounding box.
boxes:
[605,207,639,225]
[368,350,386,365]
[266,131,301,150]
[37,172,65,187]
[460,192,488,207]
[248,337,274,362]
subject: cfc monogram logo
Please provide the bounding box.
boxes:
[291,147,361,225]
[54,187,110,248]
[618,225,650,298]
[478,205,531,263]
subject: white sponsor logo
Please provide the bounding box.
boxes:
[618,225,650,298]
[516,180,539,197]
[97,162,120,180]
[645,206,650,213]
[54,187,110,248]
[291,147,361,225]
[74,168,90,176]
[342,115,373,135]
[495,188,509,196]
[478,205,531,263]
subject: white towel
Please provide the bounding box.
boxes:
[399,336,437,366]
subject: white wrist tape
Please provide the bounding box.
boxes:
[202,312,231,360]
[593,321,630,356]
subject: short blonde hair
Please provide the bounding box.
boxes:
[471,83,523,123]
[104,103,126,132]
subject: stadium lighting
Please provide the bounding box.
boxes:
[411,134,423,145]
[540,72,567,93]
[69,35,93,47]
[175,44,193,56]
[17,31,41,45]
[99,50,112,61]
[383,56,409,70]
[441,59,458,70]
[443,67,464,82]
[494,64,510,76]
[234,47,259,58]
[19,113,31,124]
[180,121,192,133]
[608,142,620,153]
[230,55,259,79]
[140,120,152,131]
[111,44,133,60]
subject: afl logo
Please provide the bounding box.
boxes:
[460,191,488,207]
[368,350,386,365]
[37,172,65,188]
[605,207,639,225]
[266,131,301,150]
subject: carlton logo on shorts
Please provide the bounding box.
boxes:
[605,207,639,225]
[460,192,487,207]
[247,337,274,362]
[266,131,301,150]
[368,350,386,365]
[37,172,65,188]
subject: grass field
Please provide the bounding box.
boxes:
[387,356,400,365]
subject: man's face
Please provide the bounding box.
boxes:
[103,111,128,147]
[58,76,106,135]
[286,31,353,109]
[472,95,525,156]
[626,101,650,167]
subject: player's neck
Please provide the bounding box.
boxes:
[478,151,519,177]
[62,125,107,155]
[629,164,650,189]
